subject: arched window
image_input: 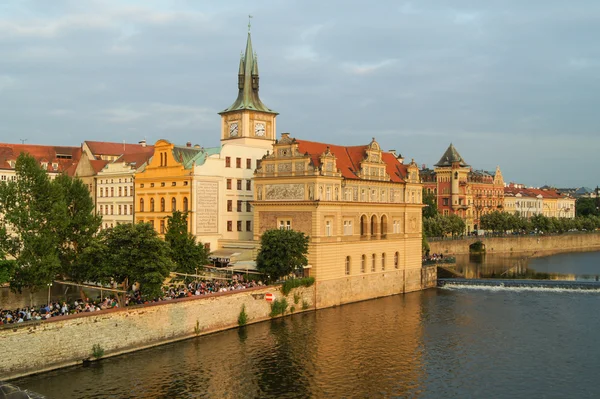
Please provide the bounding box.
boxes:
[345,256,350,275]
[381,253,386,271]
[171,197,176,211]
[150,198,155,212]
[361,255,366,273]
[370,215,377,237]
[360,215,367,237]
[380,215,387,238]
[160,197,165,212]
[371,254,376,272]
[100,188,103,197]
[394,252,399,269]
[183,197,188,212]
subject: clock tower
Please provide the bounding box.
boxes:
[219,29,278,148]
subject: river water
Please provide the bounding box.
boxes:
[13,251,600,399]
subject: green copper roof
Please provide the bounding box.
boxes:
[219,32,277,115]
[434,143,469,167]
[189,146,222,167]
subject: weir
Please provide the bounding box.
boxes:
[438,278,600,290]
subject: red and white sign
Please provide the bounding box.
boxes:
[265,293,274,302]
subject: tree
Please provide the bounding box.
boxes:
[81,223,174,301]
[164,211,208,274]
[0,153,63,293]
[52,174,102,282]
[256,229,309,282]
[422,189,438,219]
[576,197,599,217]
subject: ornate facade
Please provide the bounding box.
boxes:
[421,144,504,232]
[253,134,424,308]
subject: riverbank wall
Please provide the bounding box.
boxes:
[429,232,600,256]
[2,266,436,380]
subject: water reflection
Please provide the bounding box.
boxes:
[453,251,600,281]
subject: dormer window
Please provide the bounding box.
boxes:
[52,162,58,170]
[8,160,15,168]
[41,162,48,170]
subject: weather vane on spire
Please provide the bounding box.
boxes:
[248,14,253,32]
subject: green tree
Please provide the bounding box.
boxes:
[422,189,438,219]
[81,223,174,301]
[256,229,309,282]
[576,197,600,217]
[52,174,102,281]
[0,153,63,293]
[164,211,208,274]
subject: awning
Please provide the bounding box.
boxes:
[227,260,258,271]
[208,249,241,260]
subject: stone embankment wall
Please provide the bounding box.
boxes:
[1,285,314,380]
[429,232,600,256]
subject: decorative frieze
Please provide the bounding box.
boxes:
[265,184,305,201]
[196,181,218,233]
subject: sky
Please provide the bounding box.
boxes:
[0,0,598,188]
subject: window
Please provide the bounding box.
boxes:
[256,159,262,170]
[246,202,251,212]
[118,187,122,197]
[227,179,232,190]
[443,198,449,206]
[172,197,176,211]
[279,220,291,230]
[237,180,242,190]
[343,220,353,235]
[345,256,351,275]
[246,220,251,231]
[118,205,122,215]
[371,254,376,272]
[237,221,242,231]
[110,205,114,215]
[183,181,188,186]
[111,187,114,197]
[326,187,331,201]
[160,198,165,212]
[246,180,251,191]
[225,157,231,167]
[227,200,232,212]
[172,182,176,186]
[325,220,332,237]
[236,157,241,168]
[237,200,242,212]
[140,183,144,188]
[227,221,232,231]
[129,205,133,215]
[150,183,154,187]
[246,158,252,169]
[183,197,188,212]
[381,253,386,271]
[361,255,366,273]
[161,182,165,187]
[394,252,399,269]
[100,188,104,197]
[160,220,165,234]
[150,198,155,212]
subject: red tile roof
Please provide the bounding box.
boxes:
[85,141,154,157]
[504,186,565,199]
[294,139,407,182]
[0,143,80,173]
[116,150,155,170]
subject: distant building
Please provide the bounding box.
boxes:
[504,184,576,219]
[0,143,80,181]
[253,134,424,307]
[421,144,504,232]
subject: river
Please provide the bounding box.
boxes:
[13,251,600,398]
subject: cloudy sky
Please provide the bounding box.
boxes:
[1,0,598,188]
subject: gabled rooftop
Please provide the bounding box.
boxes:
[435,143,469,167]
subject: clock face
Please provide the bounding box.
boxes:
[255,122,266,137]
[229,122,239,137]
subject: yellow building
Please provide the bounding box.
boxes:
[134,139,199,237]
[253,134,424,308]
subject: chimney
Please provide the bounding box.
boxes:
[139,139,147,148]
[186,141,192,147]
[389,149,396,156]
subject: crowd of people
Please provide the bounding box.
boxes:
[0,275,263,326]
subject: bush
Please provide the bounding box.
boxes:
[238,304,248,326]
[302,300,310,310]
[91,343,105,359]
[269,298,288,317]
[281,277,315,296]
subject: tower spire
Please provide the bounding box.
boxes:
[219,21,277,115]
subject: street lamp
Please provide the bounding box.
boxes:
[47,282,53,305]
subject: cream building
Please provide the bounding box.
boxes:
[97,151,153,230]
[253,134,424,308]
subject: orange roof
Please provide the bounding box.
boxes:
[90,160,109,174]
[294,139,407,182]
[116,150,155,169]
[85,141,154,157]
[504,186,564,199]
[0,143,80,173]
